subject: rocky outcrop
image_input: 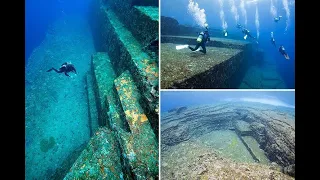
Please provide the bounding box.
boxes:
[250,122,267,146]
[161,16,180,35]
[161,140,294,180]
[161,103,295,177]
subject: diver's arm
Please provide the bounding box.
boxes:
[64,72,70,77]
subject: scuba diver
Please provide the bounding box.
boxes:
[270,32,276,47]
[47,62,77,77]
[242,28,255,40]
[188,23,210,54]
[274,15,282,22]
[279,45,290,60]
[223,29,228,37]
[242,28,259,44]
[236,23,242,29]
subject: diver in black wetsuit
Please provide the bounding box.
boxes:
[47,62,77,77]
[188,23,210,54]
[242,28,259,44]
[279,45,290,60]
[242,28,255,40]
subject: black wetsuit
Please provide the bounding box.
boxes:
[279,46,288,56]
[47,62,77,77]
[189,31,210,54]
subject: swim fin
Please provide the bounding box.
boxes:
[176,45,189,50]
[284,54,290,60]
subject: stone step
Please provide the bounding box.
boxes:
[114,70,159,179]
[85,72,99,136]
[107,0,158,46]
[234,120,252,136]
[91,52,128,131]
[99,6,159,134]
[63,127,123,179]
[242,136,270,165]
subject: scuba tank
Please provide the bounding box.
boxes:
[197,32,204,43]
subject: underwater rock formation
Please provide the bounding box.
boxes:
[161,16,180,35]
[65,0,159,179]
[64,127,124,179]
[161,103,295,177]
[161,140,294,180]
[160,36,252,89]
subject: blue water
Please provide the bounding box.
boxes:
[25,0,92,63]
[161,0,295,88]
[161,91,295,113]
[26,0,94,179]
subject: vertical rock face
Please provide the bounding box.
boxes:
[250,122,266,146]
[240,107,295,177]
[65,0,159,179]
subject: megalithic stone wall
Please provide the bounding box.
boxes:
[66,0,160,179]
[96,1,159,136]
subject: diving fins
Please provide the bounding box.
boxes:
[244,35,248,40]
[284,54,290,60]
[176,45,189,50]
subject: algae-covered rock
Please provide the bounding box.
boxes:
[40,136,56,152]
[64,127,123,180]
